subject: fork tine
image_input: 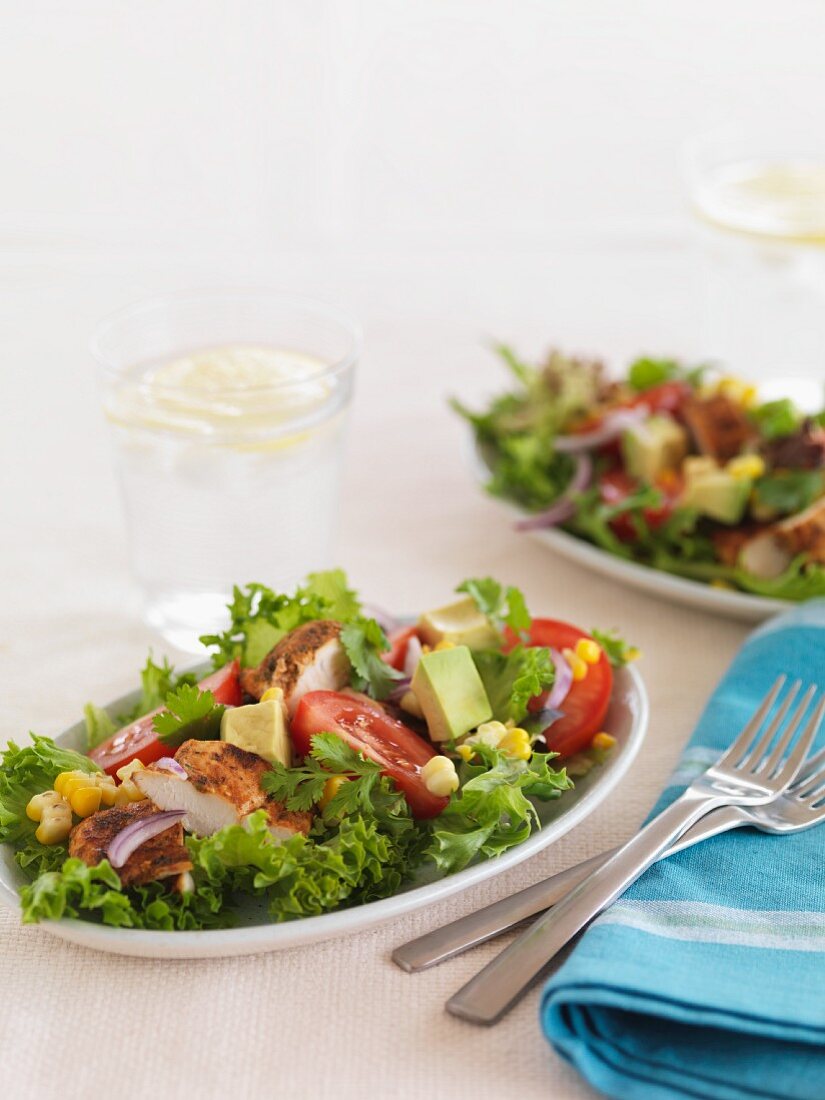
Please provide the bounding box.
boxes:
[732,679,800,771]
[721,676,786,768]
[756,684,817,776]
[771,694,825,789]
[791,750,825,801]
[789,745,825,791]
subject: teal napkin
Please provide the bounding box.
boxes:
[541,601,825,1100]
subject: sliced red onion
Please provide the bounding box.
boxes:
[546,647,573,710]
[403,634,423,678]
[553,406,649,453]
[516,453,593,531]
[107,810,187,869]
[153,757,189,780]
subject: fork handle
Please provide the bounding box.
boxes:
[393,804,748,973]
[446,790,725,1025]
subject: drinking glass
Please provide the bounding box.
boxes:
[685,127,825,410]
[92,290,361,652]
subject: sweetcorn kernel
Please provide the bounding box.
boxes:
[70,785,103,817]
[626,647,642,662]
[498,728,532,760]
[116,759,146,784]
[456,744,475,763]
[26,790,66,822]
[260,687,285,704]
[562,648,588,682]
[421,755,459,797]
[575,638,602,666]
[433,640,456,652]
[727,454,765,481]
[319,775,350,810]
[591,732,617,752]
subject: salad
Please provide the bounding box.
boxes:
[454,347,825,600]
[0,571,634,931]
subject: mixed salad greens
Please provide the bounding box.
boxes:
[0,571,633,931]
[455,347,825,600]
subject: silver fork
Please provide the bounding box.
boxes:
[446,677,825,1025]
[394,746,825,973]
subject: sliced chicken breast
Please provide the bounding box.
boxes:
[134,739,312,838]
[69,800,192,887]
[240,620,351,715]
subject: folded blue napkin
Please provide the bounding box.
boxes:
[541,600,825,1100]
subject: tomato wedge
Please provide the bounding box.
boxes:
[505,619,613,758]
[89,660,242,777]
[384,625,419,671]
[291,691,449,819]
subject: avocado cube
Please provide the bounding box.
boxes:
[417,596,500,651]
[682,470,751,525]
[411,645,492,742]
[621,416,688,483]
[220,694,291,766]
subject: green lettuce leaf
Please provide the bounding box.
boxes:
[472,645,555,723]
[83,703,116,751]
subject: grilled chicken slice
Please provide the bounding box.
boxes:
[775,496,825,563]
[69,800,192,887]
[682,395,754,462]
[134,739,312,838]
[240,620,350,715]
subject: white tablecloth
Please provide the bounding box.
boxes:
[1,247,749,1099]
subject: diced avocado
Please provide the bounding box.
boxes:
[411,646,493,742]
[220,691,291,766]
[683,455,719,480]
[417,596,500,650]
[682,469,751,525]
[621,416,688,483]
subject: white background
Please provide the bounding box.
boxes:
[1,6,823,1100]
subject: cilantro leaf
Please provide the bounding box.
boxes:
[201,570,364,668]
[426,748,571,874]
[471,644,554,724]
[456,576,531,634]
[152,685,225,748]
[590,628,637,668]
[340,618,404,700]
[627,357,680,391]
[752,470,824,518]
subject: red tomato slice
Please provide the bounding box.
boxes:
[291,690,449,819]
[89,660,242,777]
[384,625,419,671]
[505,619,613,758]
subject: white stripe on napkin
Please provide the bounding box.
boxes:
[595,900,825,952]
[664,747,721,790]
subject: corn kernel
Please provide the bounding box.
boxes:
[591,732,617,752]
[467,720,509,749]
[433,640,456,651]
[116,759,146,783]
[498,728,532,760]
[26,790,66,821]
[99,783,119,806]
[727,454,765,481]
[711,579,734,590]
[319,775,350,810]
[114,779,146,805]
[562,647,588,682]
[70,785,103,817]
[626,646,642,662]
[260,687,284,704]
[60,773,95,799]
[456,744,475,763]
[35,812,72,845]
[421,755,459,797]
[575,638,602,666]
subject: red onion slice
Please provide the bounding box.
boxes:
[403,635,423,678]
[107,810,187,869]
[546,647,573,710]
[152,757,189,780]
[516,453,593,532]
[553,406,649,453]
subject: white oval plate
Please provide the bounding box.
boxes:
[0,665,648,958]
[468,439,786,623]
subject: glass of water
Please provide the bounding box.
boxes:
[91,289,361,652]
[686,126,825,410]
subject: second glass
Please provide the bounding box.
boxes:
[92,290,361,652]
